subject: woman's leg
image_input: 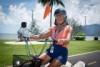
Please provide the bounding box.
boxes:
[39,53,51,65]
[48,59,63,67]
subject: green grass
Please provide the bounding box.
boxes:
[68,41,100,55]
[0,39,100,67]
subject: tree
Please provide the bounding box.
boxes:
[30,20,41,35]
[38,0,65,27]
[29,10,41,35]
[67,18,82,36]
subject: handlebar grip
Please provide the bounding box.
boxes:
[23,36,29,41]
[53,39,58,43]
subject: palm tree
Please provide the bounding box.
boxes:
[38,0,65,27]
[38,0,65,7]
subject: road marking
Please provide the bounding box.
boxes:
[88,61,97,65]
[68,50,100,57]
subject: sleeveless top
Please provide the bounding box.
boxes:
[50,25,70,48]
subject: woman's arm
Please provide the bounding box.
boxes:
[57,25,73,45]
[30,28,51,40]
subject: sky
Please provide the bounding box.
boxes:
[0,0,100,34]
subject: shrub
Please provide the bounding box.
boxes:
[94,37,98,40]
[74,32,86,40]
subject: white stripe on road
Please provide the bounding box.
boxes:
[88,61,97,65]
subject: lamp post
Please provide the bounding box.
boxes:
[84,16,87,26]
[31,10,34,23]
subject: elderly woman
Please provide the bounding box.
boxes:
[30,8,73,67]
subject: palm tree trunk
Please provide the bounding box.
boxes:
[50,6,52,27]
[50,0,53,27]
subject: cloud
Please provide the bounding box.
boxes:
[0,0,100,34]
[63,0,100,25]
[33,3,50,32]
[0,3,31,26]
[33,3,62,32]
[0,0,100,26]
[0,6,7,24]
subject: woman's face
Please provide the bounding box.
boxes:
[55,13,65,25]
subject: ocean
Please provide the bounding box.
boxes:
[0,33,18,40]
[0,33,100,40]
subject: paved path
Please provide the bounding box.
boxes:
[5,41,50,45]
[68,51,100,67]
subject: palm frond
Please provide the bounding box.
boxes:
[38,0,50,5]
[38,0,65,7]
[59,1,65,7]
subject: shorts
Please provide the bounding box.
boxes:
[46,44,68,64]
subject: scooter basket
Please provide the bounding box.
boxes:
[13,55,42,67]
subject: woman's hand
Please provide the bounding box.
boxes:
[57,39,64,45]
[57,39,70,45]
